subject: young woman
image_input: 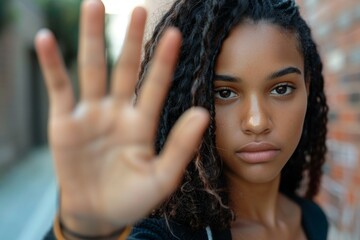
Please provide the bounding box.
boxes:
[38,0,328,239]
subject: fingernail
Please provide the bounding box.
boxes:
[36,28,51,38]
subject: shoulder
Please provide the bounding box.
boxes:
[289,194,329,240]
[128,217,209,240]
[128,217,174,240]
[294,195,328,226]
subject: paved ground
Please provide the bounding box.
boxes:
[0,146,56,240]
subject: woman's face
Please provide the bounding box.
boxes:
[214,22,308,184]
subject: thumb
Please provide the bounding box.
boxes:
[154,108,210,195]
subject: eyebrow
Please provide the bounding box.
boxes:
[214,67,302,82]
[268,67,302,80]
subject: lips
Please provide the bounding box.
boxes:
[236,142,280,163]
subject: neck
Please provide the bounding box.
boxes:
[227,172,284,227]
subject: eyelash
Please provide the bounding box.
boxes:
[214,83,296,100]
[214,88,238,100]
[270,84,296,96]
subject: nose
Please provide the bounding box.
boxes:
[241,94,271,135]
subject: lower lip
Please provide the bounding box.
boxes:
[236,150,280,164]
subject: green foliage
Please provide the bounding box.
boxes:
[37,0,83,65]
[0,0,12,33]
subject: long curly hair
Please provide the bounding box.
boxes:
[136,0,328,230]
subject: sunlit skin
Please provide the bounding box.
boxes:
[215,21,309,239]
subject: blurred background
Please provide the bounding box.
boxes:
[0,0,359,239]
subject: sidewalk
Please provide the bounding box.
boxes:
[0,146,57,240]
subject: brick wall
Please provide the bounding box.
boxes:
[297,0,360,238]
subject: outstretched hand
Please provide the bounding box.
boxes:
[35,0,209,236]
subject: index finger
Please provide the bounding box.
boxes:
[136,28,182,140]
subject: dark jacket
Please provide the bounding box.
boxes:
[44,194,328,240]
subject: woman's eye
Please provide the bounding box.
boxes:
[214,89,237,99]
[270,84,295,96]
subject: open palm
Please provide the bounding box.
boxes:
[35,0,209,235]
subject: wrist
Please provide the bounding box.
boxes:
[55,213,131,240]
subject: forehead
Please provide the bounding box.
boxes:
[215,21,303,75]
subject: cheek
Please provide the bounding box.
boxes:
[215,115,226,149]
[214,107,236,150]
[278,97,307,148]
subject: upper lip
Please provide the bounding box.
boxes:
[237,142,280,152]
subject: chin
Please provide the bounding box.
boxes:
[227,165,282,185]
[243,171,280,184]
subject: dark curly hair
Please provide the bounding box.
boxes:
[136,0,328,231]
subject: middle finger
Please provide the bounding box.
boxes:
[111,7,147,103]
